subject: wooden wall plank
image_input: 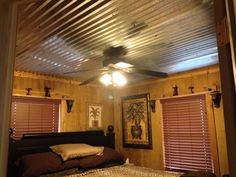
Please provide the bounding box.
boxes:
[0,1,17,177]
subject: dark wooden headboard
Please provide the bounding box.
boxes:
[8,130,114,176]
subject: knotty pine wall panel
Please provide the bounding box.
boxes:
[12,66,229,176]
[113,65,229,176]
[12,74,114,132]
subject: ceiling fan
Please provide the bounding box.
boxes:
[64,46,168,86]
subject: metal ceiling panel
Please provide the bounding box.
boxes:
[15,0,218,83]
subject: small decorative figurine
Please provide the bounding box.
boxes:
[189,86,194,93]
[173,85,178,96]
[26,88,32,95]
[44,86,51,97]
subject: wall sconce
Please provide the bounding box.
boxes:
[26,88,32,95]
[210,91,221,108]
[188,86,194,94]
[172,85,178,96]
[66,99,74,113]
[44,86,51,97]
[149,100,156,112]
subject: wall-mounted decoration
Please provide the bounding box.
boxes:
[149,100,156,112]
[122,93,152,149]
[88,104,102,128]
[66,99,74,113]
[44,86,51,97]
[211,91,221,108]
[172,85,178,96]
[189,86,194,93]
[26,88,32,95]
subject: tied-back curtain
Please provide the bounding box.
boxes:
[161,94,214,172]
[11,97,60,139]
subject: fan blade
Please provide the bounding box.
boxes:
[64,68,107,74]
[127,67,168,78]
[79,73,104,86]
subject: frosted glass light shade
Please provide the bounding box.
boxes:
[100,71,127,87]
[112,71,127,86]
[100,73,112,86]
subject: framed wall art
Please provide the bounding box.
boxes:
[122,93,152,149]
[88,103,102,129]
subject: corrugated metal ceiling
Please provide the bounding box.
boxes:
[15,0,218,83]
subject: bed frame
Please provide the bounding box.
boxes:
[8,130,115,177]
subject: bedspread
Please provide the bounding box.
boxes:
[64,164,183,177]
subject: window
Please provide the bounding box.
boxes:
[10,97,60,139]
[161,94,214,172]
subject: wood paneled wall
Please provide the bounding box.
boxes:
[12,65,229,176]
[12,72,114,132]
[113,65,229,176]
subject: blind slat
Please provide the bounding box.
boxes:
[11,97,60,139]
[162,95,214,172]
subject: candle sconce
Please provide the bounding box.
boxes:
[210,91,221,108]
[66,99,74,113]
[26,88,32,95]
[188,86,194,94]
[173,85,178,96]
[44,86,51,97]
[149,99,156,112]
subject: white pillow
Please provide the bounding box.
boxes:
[50,143,104,161]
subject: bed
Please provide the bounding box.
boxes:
[7,129,216,177]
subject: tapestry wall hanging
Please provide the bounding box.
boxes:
[122,93,152,149]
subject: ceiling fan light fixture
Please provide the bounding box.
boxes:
[112,71,127,86]
[100,71,127,87]
[114,62,133,69]
[100,73,112,86]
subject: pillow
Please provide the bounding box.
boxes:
[50,144,104,161]
[61,159,81,170]
[16,152,63,177]
[77,147,124,169]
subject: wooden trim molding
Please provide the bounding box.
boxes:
[14,70,82,85]
[12,89,71,99]
[225,0,236,89]
[0,1,18,177]
[213,0,236,176]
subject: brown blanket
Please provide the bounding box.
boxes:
[64,164,183,177]
[180,171,216,177]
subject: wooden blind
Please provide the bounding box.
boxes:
[11,97,60,139]
[161,95,214,172]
